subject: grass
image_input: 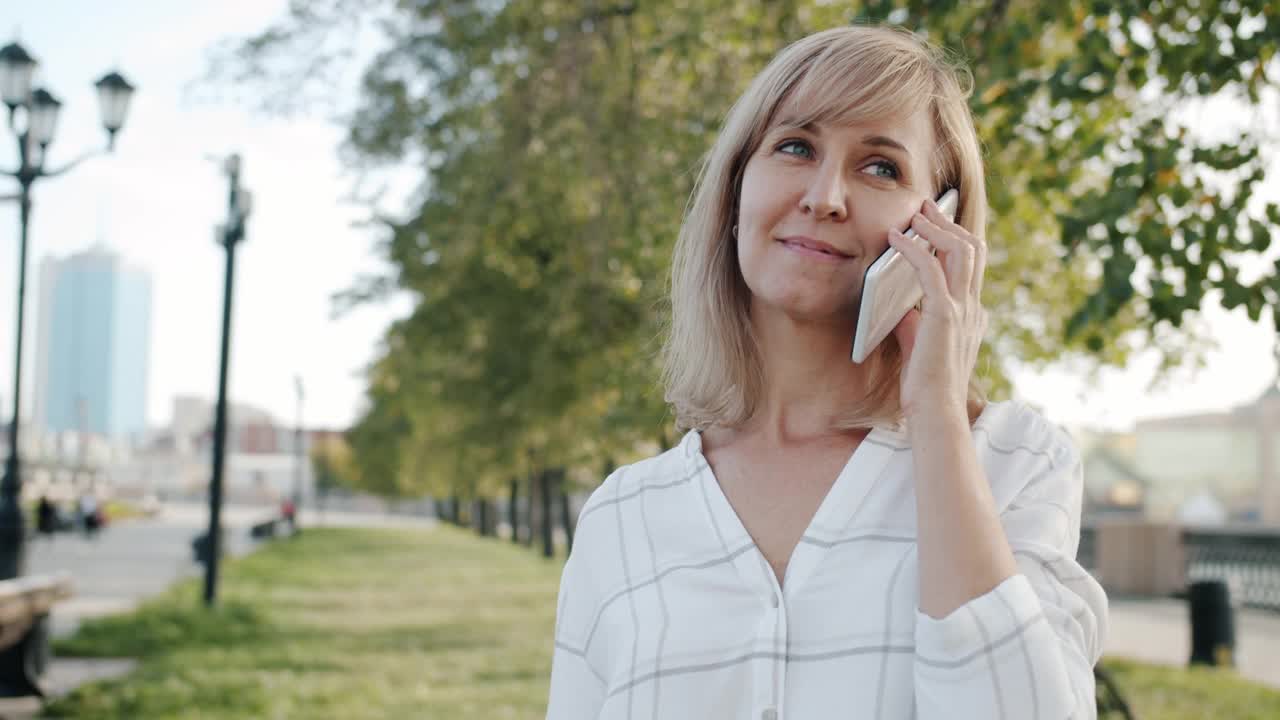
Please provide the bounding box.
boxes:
[1098,656,1280,719]
[44,526,1280,719]
[46,526,562,719]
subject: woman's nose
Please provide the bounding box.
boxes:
[800,164,848,221]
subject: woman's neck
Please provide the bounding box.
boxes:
[744,304,875,447]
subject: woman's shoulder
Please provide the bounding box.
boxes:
[974,398,1077,458]
[575,431,701,530]
[888,398,1075,460]
[565,433,706,600]
[969,399,1082,501]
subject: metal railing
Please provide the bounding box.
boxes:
[1079,525,1098,572]
[1078,523,1280,612]
[1181,526,1280,612]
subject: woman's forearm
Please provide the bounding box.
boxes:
[908,408,1018,619]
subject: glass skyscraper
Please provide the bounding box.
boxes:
[34,247,152,440]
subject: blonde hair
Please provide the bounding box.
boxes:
[661,25,988,433]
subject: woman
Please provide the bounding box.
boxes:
[547,25,1108,719]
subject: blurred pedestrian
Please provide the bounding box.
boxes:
[282,498,297,532]
[36,495,58,539]
[79,492,101,538]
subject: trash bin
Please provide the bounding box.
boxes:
[186,530,222,563]
[192,533,211,565]
[1188,579,1235,667]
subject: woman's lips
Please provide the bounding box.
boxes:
[777,238,852,262]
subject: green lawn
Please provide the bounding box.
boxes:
[1098,657,1280,719]
[47,527,561,719]
[45,525,1280,719]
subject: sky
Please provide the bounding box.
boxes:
[1,2,412,432]
[0,3,1277,436]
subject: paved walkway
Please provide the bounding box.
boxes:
[28,503,265,638]
[294,505,438,530]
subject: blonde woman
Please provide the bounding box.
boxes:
[548,24,1108,720]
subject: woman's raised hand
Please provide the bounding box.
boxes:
[887,196,988,421]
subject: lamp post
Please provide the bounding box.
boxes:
[0,41,134,580]
[203,154,252,607]
[293,374,303,527]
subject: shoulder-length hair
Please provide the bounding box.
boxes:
[661,24,988,433]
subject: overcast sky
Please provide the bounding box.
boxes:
[1,3,1277,435]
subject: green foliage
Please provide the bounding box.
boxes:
[310,432,359,498]
[207,1,1280,497]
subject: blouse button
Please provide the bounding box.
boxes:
[770,593,779,609]
[761,708,778,720]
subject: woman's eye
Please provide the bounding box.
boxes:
[777,139,813,159]
[864,160,900,179]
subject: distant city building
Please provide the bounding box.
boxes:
[33,247,152,441]
[108,395,316,504]
[1067,378,1280,525]
[172,395,302,455]
[1112,380,1280,524]
[1080,441,1149,518]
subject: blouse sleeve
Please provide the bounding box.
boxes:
[546,500,608,719]
[912,431,1109,720]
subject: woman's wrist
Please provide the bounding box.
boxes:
[904,400,970,436]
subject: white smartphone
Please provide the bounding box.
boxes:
[850,188,960,364]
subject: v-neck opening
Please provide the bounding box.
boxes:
[684,426,898,599]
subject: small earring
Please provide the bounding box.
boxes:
[732,225,738,238]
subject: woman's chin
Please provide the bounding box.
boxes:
[754,292,857,326]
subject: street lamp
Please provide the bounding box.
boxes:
[293,375,304,521]
[95,72,132,149]
[0,41,135,580]
[203,153,252,607]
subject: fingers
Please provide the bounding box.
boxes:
[909,210,973,299]
[920,198,987,301]
[888,228,949,302]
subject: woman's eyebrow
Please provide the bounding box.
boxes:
[770,117,819,134]
[771,120,912,159]
[860,135,911,158]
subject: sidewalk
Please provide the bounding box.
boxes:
[36,506,264,638]
[1106,595,1280,689]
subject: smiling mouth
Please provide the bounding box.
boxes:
[777,239,852,260]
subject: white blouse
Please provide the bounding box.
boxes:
[546,399,1109,720]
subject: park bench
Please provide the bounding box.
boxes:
[194,515,296,563]
[0,572,72,697]
[250,517,281,539]
[1096,664,1135,718]
[250,511,298,540]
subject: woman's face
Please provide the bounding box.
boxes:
[736,104,938,324]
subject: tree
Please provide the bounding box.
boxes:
[310,430,357,511]
[207,0,1280,497]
